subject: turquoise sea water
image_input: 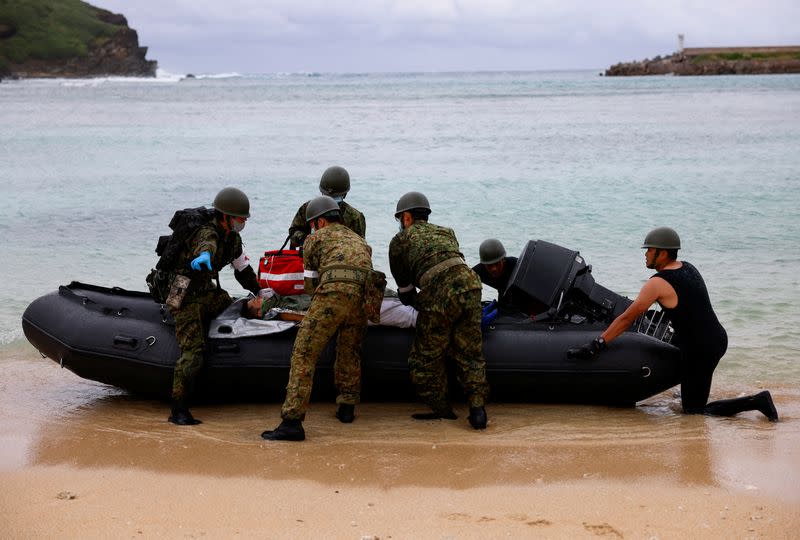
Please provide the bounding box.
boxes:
[1,71,799,384]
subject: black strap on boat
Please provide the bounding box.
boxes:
[66,281,152,299]
[59,285,130,317]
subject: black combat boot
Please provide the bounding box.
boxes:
[468,406,487,430]
[412,409,458,420]
[168,403,202,426]
[336,404,355,423]
[261,419,305,441]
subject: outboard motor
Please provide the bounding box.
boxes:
[506,240,631,323]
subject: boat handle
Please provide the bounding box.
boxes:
[641,366,651,378]
[113,335,138,348]
[145,336,156,346]
[215,343,240,353]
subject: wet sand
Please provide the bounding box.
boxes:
[2,342,799,538]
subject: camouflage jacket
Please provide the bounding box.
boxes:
[289,200,366,247]
[389,221,481,312]
[180,218,259,296]
[303,222,373,296]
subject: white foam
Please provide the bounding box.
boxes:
[192,72,243,80]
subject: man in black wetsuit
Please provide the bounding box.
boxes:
[569,227,778,421]
[472,239,518,310]
[472,239,523,329]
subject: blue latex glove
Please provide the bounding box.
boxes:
[481,301,498,332]
[190,251,212,271]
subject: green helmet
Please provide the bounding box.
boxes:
[306,195,341,222]
[642,227,681,249]
[213,187,250,218]
[395,191,431,217]
[479,238,506,265]
[319,166,350,197]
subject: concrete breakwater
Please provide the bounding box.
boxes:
[606,46,800,76]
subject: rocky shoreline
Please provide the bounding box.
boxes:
[606,47,800,76]
[0,5,156,80]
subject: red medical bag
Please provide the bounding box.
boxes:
[258,244,305,296]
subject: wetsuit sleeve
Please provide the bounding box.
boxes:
[472,263,489,285]
[302,233,321,294]
[288,203,310,248]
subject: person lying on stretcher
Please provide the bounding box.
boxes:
[245,287,418,327]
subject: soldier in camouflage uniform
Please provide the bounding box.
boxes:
[389,191,490,430]
[262,195,374,441]
[168,187,262,425]
[288,166,366,248]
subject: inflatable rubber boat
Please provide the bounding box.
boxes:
[21,240,681,406]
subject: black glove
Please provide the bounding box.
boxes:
[567,337,606,360]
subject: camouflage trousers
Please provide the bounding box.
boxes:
[170,287,231,402]
[281,290,367,421]
[410,289,489,412]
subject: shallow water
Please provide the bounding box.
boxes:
[2,342,798,502]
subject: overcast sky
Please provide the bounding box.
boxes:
[92,0,800,74]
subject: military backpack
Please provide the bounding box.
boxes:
[146,207,215,303]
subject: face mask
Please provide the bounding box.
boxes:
[232,219,245,233]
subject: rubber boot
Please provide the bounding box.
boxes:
[412,409,458,420]
[336,404,355,424]
[261,419,305,441]
[755,391,779,422]
[168,404,202,426]
[702,390,779,422]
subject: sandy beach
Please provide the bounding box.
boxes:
[1,342,798,538]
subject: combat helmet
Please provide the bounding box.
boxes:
[641,227,681,250]
[479,238,507,265]
[306,195,341,222]
[213,187,250,218]
[394,191,431,218]
[319,166,350,197]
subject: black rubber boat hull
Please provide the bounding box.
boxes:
[22,282,681,406]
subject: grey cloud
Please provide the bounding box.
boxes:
[92,0,800,72]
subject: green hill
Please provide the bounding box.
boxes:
[0,0,156,78]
